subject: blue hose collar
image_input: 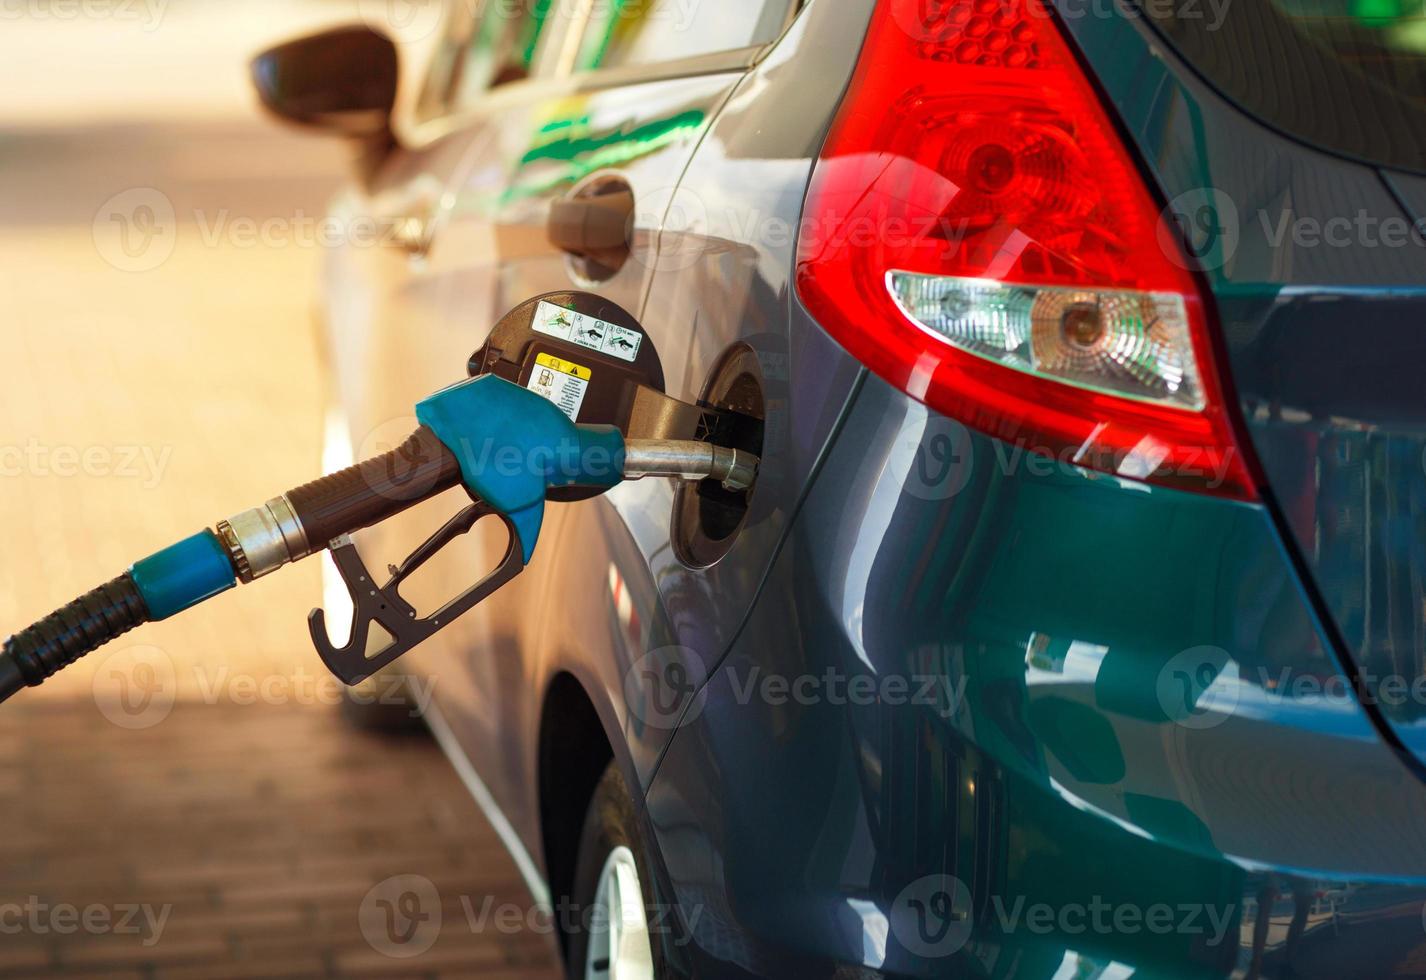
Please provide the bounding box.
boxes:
[130,529,237,621]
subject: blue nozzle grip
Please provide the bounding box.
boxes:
[416,376,626,564]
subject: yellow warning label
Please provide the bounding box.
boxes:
[528,352,592,421]
[534,352,592,380]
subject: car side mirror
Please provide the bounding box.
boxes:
[251,26,398,145]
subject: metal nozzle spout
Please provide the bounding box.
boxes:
[623,440,759,493]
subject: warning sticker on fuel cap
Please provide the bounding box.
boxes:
[526,352,591,421]
[532,300,643,364]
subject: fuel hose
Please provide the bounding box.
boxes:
[0,426,461,703]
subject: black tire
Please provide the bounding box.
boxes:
[566,762,671,979]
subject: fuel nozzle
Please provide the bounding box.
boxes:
[0,291,760,702]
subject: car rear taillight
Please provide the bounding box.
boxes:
[796,0,1256,499]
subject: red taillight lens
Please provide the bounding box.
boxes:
[796,0,1256,499]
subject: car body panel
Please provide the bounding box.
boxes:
[647,372,1426,978]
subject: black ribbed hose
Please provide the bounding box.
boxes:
[0,430,465,704]
[0,574,150,703]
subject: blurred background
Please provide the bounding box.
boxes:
[0,2,558,976]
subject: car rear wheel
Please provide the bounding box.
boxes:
[567,762,664,980]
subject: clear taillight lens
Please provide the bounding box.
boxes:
[887,273,1204,411]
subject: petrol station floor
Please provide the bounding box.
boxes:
[0,701,561,978]
[0,11,561,976]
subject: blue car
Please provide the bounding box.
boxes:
[263,0,1426,974]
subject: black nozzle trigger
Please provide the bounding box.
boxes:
[307,501,525,685]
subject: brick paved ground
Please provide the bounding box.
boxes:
[0,699,564,979]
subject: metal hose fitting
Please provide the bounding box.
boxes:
[216,496,309,583]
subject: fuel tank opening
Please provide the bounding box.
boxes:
[674,345,765,568]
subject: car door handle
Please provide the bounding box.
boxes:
[547,188,635,261]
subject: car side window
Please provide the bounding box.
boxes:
[414,18,471,123]
[575,0,793,72]
[445,0,556,111]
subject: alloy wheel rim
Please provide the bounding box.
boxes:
[585,845,655,980]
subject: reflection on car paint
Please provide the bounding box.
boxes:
[503,102,709,204]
